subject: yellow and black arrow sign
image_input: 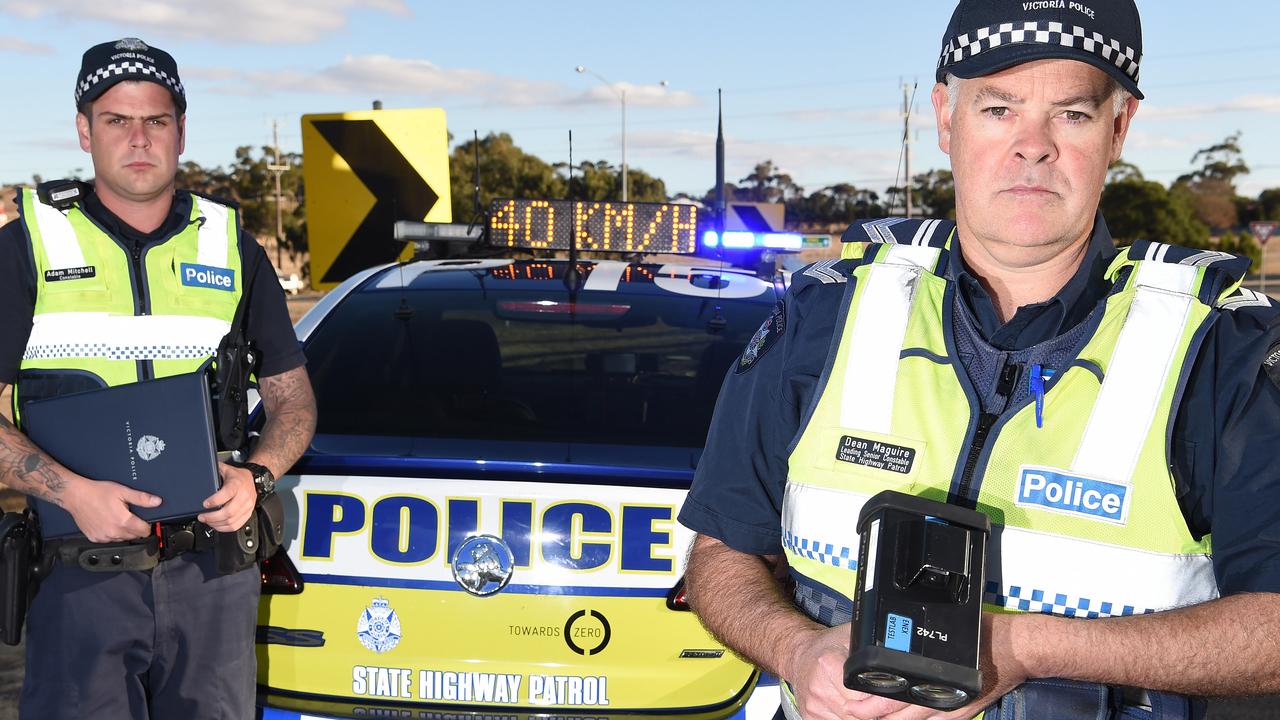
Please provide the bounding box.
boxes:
[301,109,451,288]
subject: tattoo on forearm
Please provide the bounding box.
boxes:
[0,424,68,502]
[253,367,318,476]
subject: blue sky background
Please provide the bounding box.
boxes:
[1,0,1277,200]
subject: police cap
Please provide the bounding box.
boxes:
[936,0,1144,99]
[76,38,186,113]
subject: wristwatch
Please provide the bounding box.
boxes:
[240,462,276,496]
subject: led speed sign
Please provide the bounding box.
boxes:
[489,199,699,254]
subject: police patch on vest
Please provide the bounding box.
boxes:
[1015,466,1130,525]
[835,435,915,474]
[1264,342,1280,391]
[44,266,96,282]
[736,300,785,374]
[180,263,235,291]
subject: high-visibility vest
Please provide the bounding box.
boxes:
[783,220,1245,623]
[12,188,242,423]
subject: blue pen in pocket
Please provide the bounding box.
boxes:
[1030,364,1056,428]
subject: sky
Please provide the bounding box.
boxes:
[1,0,1278,204]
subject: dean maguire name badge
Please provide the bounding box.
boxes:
[1015,466,1131,525]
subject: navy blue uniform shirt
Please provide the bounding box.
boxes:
[0,189,305,384]
[680,216,1280,597]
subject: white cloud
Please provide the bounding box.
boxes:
[563,83,699,109]
[207,54,700,111]
[0,35,53,55]
[3,0,409,44]
[1141,95,1280,120]
[239,54,563,106]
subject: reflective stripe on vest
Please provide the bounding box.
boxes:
[1072,262,1196,482]
[839,245,943,432]
[784,231,1218,624]
[23,313,230,361]
[29,198,86,270]
[17,189,242,396]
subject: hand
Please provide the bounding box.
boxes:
[849,612,1034,720]
[197,462,257,532]
[63,476,160,543]
[785,623,912,720]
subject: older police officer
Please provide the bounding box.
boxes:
[680,1,1280,718]
[0,39,316,718]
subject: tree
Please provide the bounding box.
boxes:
[1216,231,1262,268]
[1174,133,1250,232]
[911,169,955,219]
[736,160,803,204]
[788,184,887,227]
[449,133,564,222]
[556,160,666,203]
[1100,177,1208,247]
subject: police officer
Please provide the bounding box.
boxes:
[0,39,317,718]
[680,1,1280,718]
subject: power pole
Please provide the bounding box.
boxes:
[903,83,913,219]
[267,119,289,269]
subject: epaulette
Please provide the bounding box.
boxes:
[1126,240,1253,307]
[792,258,856,288]
[840,217,955,249]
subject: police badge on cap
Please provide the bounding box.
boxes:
[75,38,187,112]
[936,0,1144,99]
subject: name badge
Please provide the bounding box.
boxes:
[44,266,96,282]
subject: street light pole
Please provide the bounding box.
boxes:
[575,65,628,201]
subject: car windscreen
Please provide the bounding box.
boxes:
[304,280,776,448]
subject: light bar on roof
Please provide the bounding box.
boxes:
[701,230,803,251]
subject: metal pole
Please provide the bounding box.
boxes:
[272,120,284,268]
[621,88,628,202]
[903,83,912,219]
[1263,243,1268,296]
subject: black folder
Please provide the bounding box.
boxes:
[22,371,223,539]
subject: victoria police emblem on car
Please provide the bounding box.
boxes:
[356,597,402,653]
[451,535,515,596]
[1015,466,1131,525]
[135,435,166,461]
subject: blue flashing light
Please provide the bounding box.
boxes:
[700,230,804,253]
[762,233,803,250]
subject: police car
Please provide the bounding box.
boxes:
[255,199,796,720]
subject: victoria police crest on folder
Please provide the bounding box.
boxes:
[22,371,223,540]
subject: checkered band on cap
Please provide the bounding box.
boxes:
[937,21,1140,81]
[75,61,185,104]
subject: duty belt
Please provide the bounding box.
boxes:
[47,520,216,572]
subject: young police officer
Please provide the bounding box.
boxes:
[681,1,1280,718]
[0,39,317,718]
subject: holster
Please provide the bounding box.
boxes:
[214,492,285,575]
[0,510,45,646]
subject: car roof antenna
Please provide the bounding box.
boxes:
[466,130,488,242]
[564,129,584,295]
[392,195,415,321]
[706,89,727,335]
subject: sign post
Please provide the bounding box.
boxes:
[1251,221,1278,297]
